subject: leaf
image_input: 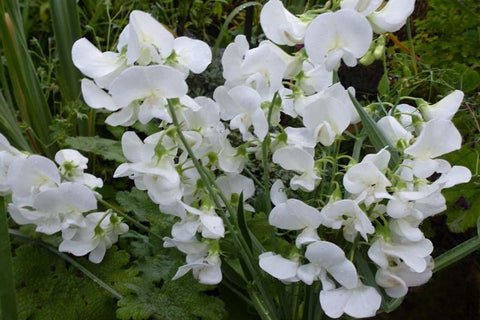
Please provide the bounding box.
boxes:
[64,136,126,162]
[13,244,137,320]
[116,188,161,223]
[442,143,480,233]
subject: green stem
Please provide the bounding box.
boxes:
[0,198,18,320]
[98,199,163,241]
[8,229,123,300]
[167,99,279,320]
[434,235,480,273]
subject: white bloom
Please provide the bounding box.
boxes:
[109,65,188,124]
[419,90,464,121]
[7,155,61,206]
[168,37,212,76]
[260,0,308,46]
[214,85,268,140]
[404,119,462,178]
[377,116,413,147]
[368,236,433,273]
[305,9,372,71]
[375,258,433,298]
[259,252,300,283]
[321,199,374,242]
[173,251,222,285]
[124,10,174,65]
[368,0,415,33]
[0,134,27,195]
[55,149,103,189]
[72,38,126,89]
[320,282,382,319]
[305,241,359,289]
[59,211,128,263]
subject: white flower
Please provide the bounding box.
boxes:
[171,204,225,240]
[305,241,359,289]
[214,85,268,140]
[375,258,433,298]
[320,282,382,319]
[7,155,61,206]
[0,133,27,195]
[9,182,97,235]
[72,38,126,89]
[269,199,323,247]
[321,199,374,242]
[404,119,462,178]
[55,149,103,189]
[260,0,308,46]
[123,10,174,65]
[304,9,372,71]
[376,116,413,147]
[259,252,300,283]
[59,211,128,263]
[173,250,222,285]
[418,90,464,121]
[368,236,433,273]
[168,37,212,76]
[109,65,188,124]
[368,0,416,33]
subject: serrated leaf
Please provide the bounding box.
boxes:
[64,136,126,162]
[116,188,161,223]
[13,244,137,320]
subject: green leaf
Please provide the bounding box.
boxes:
[377,72,389,97]
[116,188,161,223]
[64,136,126,162]
[13,244,137,320]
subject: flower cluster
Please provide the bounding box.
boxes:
[1,135,128,263]
[70,1,471,318]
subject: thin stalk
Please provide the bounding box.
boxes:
[8,229,123,300]
[0,198,18,320]
[262,93,278,252]
[98,199,163,241]
[406,18,418,75]
[433,235,480,273]
[167,99,279,320]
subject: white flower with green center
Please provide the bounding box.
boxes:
[304,9,372,71]
[260,0,308,46]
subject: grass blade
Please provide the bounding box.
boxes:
[49,0,82,102]
[349,92,400,167]
[0,198,18,320]
[0,1,53,155]
[212,1,262,56]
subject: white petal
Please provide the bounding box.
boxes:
[368,0,415,33]
[259,252,299,280]
[173,37,212,74]
[81,79,119,111]
[421,90,464,121]
[270,179,287,206]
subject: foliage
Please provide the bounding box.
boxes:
[13,244,136,320]
[414,0,480,68]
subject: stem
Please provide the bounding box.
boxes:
[9,229,123,300]
[98,198,164,241]
[167,99,279,320]
[0,198,18,320]
[433,235,480,273]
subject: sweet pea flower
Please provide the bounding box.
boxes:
[368,236,433,273]
[171,203,225,240]
[321,199,374,242]
[109,65,188,124]
[375,257,433,298]
[122,10,174,65]
[72,38,127,89]
[320,282,382,319]
[0,133,27,195]
[173,250,222,285]
[55,149,103,189]
[404,119,462,178]
[341,0,416,34]
[376,116,413,147]
[304,9,372,71]
[260,0,308,46]
[214,85,268,140]
[418,90,464,121]
[269,199,323,247]
[167,37,212,76]
[59,211,128,263]
[259,252,300,283]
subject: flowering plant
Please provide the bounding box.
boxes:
[0,1,477,319]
